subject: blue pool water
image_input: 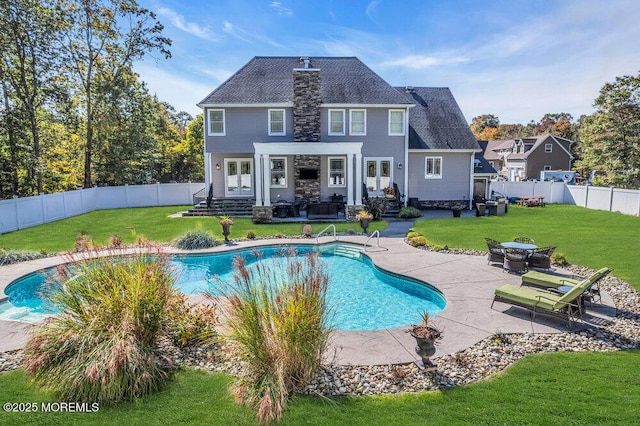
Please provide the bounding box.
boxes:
[1,244,446,330]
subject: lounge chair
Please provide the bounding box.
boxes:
[484,238,505,265]
[492,275,599,328]
[521,267,610,304]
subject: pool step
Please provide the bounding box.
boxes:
[331,245,362,260]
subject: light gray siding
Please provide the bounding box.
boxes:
[408,152,472,201]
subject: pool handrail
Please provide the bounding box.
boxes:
[363,230,380,251]
[316,224,337,244]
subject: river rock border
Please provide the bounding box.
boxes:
[1,253,639,398]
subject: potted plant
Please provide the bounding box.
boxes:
[355,210,373,234]
[219,215,234,242]
[451,204,463,217]
[407,312,441,370]
[383,186,395,199]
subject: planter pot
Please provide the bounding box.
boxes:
[221,224,231,242]
[452,209,462,218]
[359,219,370,234]
[412,335,437,369]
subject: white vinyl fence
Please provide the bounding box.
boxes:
[0,182,204,234]
[489,181,640,216]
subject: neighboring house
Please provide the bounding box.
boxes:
[473,140,498,200]
[482,135,574,181]
[197,56,480,221]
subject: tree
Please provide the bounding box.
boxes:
[576,73,640,188]
[470,114,500,140]
[58,0,171,188]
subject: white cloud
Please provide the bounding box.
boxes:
[381,55,469,69]
[270,1,293,16]
[365,0,382,22]
[157,7,217,41]
[222,21,285,48]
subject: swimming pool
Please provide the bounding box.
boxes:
[1,243,446,330]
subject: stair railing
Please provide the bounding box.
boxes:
[316,224,337,244]
[363,230,380,251]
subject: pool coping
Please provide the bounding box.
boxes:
[0,236,617,365]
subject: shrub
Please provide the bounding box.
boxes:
[166,294,219,348]
[0,248,45,266]
[220,249,332,423]
[364,198,387,220]
[302,224,313,237]
[173,230,220,250]
[75,232,93,252]
[407,235,428,247]
[398,206,421,219]
[246,230,256,240]
[406,230,420,239]
[552,252,568,266]
[22,246,178,404]
[108,234,122,248]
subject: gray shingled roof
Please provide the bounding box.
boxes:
[475,141,498,175]
[395,87,480,150]
[199,56,412,105]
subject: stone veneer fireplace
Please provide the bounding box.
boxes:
[294,155,320,202]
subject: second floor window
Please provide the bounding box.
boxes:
[349,109,366,135]
[208,109,225,135]
[269,109,285,136]
[329,109,345,135]
[545,143,553,153]
[389,110,405,135]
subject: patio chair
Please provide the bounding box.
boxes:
[521,267,610,304]
[492,274,599,328]
[527,246,557,270]
[484,238,505,265]
[503,248,528,274]
[514,237,535,244]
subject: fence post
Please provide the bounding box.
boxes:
[13,195,20,230]
[609,186,614,212]
[156,182,161,206]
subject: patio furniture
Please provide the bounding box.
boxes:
[521,267,610,304]
[503,248,528,274]
[306,202,340,219]
[501,241,537,250]
[527,246,556,270]
[484,238,505,265]
[492,274,600,328]
[514,237,535,244]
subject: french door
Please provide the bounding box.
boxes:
[365,157,392,194]
[224,159,253,196]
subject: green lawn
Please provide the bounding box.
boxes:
[411,203,640,291]
[1,351,638,425]
[0,206,387,253]
[1,203,639,424]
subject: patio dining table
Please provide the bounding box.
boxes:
[501,241,538,250]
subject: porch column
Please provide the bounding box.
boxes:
[204,152,212,189]
[262,154,271,206]
[254,153,263,206]
[347,153,354,205]
[355,153,362,203]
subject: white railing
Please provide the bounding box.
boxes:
[363,230,380,251]
[316,224,337,244]
[488,181,640,216]
[0,182,205,234]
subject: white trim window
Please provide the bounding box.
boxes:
[208,109,225,136]
[349,109,366,135]
[388,109,405,136]
[270,157,287,187]
[544,165,552,171]
[425,156,442,179]
[328,109,345,136]
[545,143,553,153]
[328,157,346,187]
[268,109,285,136]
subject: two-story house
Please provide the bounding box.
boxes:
[197,56,480,221]
[482,135,574,181]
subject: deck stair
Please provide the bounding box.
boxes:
[183,198,255,217]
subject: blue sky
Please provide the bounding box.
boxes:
[134,0,640,124]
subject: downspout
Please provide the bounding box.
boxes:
[202,108,211,190]
[469,152,474,209]
[403,106,410,207]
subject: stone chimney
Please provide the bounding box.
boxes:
[293,58,321,142]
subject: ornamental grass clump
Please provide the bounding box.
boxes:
[173,229,220,250]
[0,248,45,265]
[220,248,332,423]
[22,246,179,404]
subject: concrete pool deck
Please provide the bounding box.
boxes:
[0,230,616,366]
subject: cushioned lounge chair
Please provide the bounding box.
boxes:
[521,267,610,304]
[492,275,600,328]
